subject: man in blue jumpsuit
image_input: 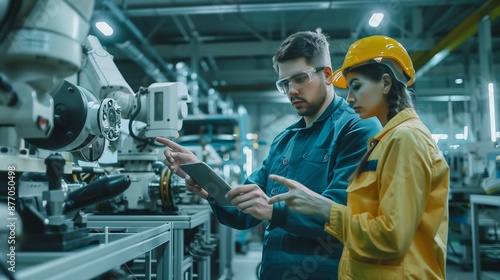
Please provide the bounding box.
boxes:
[157,29,381,280]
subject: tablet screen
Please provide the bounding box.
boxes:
[180,162,233,206]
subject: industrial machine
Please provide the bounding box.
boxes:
[77,38,219,279]
[0,2,223,280]
[0,0,189,252]
[0,0,115,253]
[76,34,194,214]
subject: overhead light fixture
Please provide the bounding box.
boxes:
[243,146,253,177]
[431,134,448,144]
[95,21,114,36]
[455,78,463,85]
[369,13,384,27]
[488,82,497,142]
[455,126,469,140]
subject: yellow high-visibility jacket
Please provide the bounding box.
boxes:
[325,108,449,280]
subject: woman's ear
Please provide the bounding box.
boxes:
[381,74,392,94]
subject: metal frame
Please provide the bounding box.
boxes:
[16,223,172,280]
[470,194,500,280]
[88,207,212,280]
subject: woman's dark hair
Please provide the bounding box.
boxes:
[349,63,415,181]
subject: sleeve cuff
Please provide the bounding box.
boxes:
[324,203,345,241]
[206,195,218,205]
[271,201,287,227]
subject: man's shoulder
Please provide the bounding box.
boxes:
[331,103,380,130]
[330,100,359,122]
[327,104,382,139]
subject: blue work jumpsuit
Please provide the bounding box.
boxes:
[210,94,381,280]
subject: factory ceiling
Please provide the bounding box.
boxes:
[91,0,500,109]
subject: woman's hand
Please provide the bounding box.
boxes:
[268,174,334,220]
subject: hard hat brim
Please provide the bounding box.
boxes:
[331,68,347,88]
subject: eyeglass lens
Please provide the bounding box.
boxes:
[278,72,313,93]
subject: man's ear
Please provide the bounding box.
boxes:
[324,66,333,85]
[382,73,392,94]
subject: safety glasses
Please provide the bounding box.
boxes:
[275,67,325,94]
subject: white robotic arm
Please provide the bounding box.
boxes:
[0,0,189,168]
[0,0,102,170]
[0,0,95,139]
[79,35,136,119]
[79,35,190,141]
[76,37,191,213]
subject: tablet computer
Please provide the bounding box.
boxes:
[180,162,233,206]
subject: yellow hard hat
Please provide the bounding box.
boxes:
[331,35,415,88]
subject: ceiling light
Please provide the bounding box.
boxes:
[455,78,463,84]
[369,13,384,27]
[488,83,496,142]
[431,134,448,144]
[95,21,114,36]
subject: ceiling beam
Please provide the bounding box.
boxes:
[117,0,482,17]
[413,0,500,78]
[108,38,436,60]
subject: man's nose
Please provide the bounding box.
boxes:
[286,83,300,95]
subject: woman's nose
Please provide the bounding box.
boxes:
[346,91,355,104]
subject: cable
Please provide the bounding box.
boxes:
[159,165,167,205]
[81,173,91,182]
[164,168,173,210]
[447,239,461,258]
[122,263,138,280]
[128,88,148,143]
[159,166,175,212]
[127,87,166,149]
[0,0,22,44]
[0,261,15,280]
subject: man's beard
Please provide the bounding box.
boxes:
[296,88,327,117]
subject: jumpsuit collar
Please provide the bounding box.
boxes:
[368,108,419,147]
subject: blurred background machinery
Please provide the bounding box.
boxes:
[445,142,500,271]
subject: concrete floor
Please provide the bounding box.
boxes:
[446,264,500,280]
[232,248,262,280]
[231,242,500,280]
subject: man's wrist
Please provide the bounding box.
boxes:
[320,200,334,221]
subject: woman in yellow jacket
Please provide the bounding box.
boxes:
[268,35,449,279]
